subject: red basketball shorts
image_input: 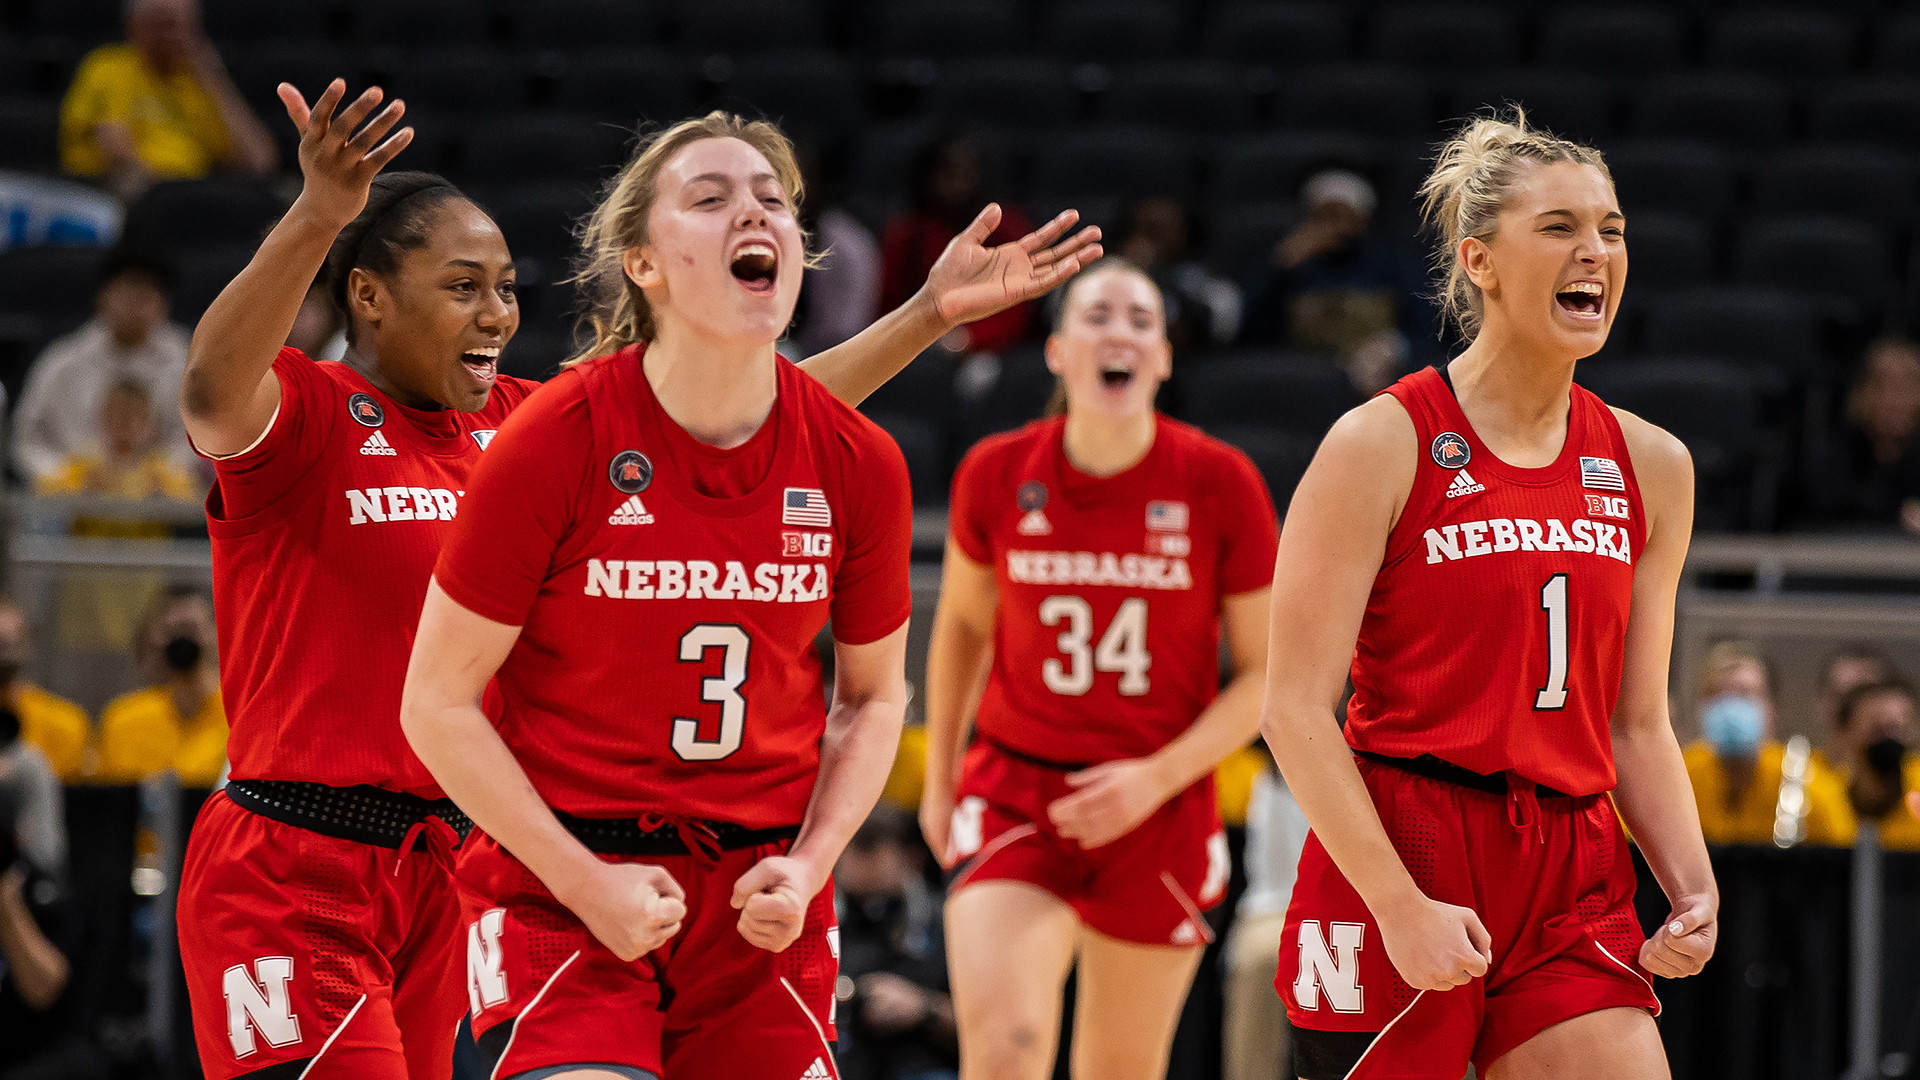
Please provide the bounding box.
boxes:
[949,739,1230,946]
[1278,757,1660,1079]
[458,830,841,1080]
[177,792,469,1080]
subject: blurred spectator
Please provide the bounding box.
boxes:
[1114,197,1240,352]
[834,806,956,1080]
[35,376,200,503]
[287,272,346,362]
[1221,756,1309,1080]
[0,604,88,786]
[881,136,1033,357]
[795,146,881,357]
[1801,338,1920,533]
[1813,644,1894,736]
[94,587,224,787]
[1831,679,1920,850]
[12,249,195,491]
[1238,169,1429,395]
[0,705,76,1067]
[58,0,276,199]
[1682,641,1852,846]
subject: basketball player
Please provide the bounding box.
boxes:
[400,112,917,1080]
[177,79,1096,1078]
[1262,113,1717,1080]
[920,260,1278,1080]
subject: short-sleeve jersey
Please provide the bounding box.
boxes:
[1348,366,1648,796]
[202,348,538,797]
[950,416,1279,765]
[434,346,913,826]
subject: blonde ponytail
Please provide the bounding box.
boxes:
[1419,109,1610,341]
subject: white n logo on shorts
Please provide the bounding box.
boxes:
[949,796,986,861]
[467,907,510,1015]
[223,957,302,1057]
[1293,921,1366,1013]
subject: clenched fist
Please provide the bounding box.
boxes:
[731,855,823,953]
[563,861,686,962]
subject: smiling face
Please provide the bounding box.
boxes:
[623,137,805,352]
[347,200,517,412]
[1046,266,1172,424]
[1462,160,1625,362]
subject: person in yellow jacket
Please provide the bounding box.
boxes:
[94,587,225,788]
[0,602,90,784]
[1828,679,1920,850]
[1683,640,1854,846]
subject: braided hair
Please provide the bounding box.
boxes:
[322,171,471,343]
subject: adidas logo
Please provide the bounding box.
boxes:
[1444,469,1484,499]
[608,494,654,525]
[1017,508,1053,536]
[360,431,397,456]
[799,1058,832,1080]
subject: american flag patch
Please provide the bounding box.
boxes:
[782,487,832,528]
[1580,456,1627,492]
[1146,500,1189,533]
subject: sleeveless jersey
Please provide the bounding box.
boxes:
[203,348,537,797]
[949,416,1279,765]
[433,346,913,825]
[1347,366,1647,796]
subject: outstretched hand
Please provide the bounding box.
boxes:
[277,79,413,229]
[923,205,1103,330]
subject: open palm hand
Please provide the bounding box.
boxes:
[925,205,1103,328]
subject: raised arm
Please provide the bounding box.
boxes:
[1607,410,1717,980]
[180,80,409,457]
[797,204,1101,407]
[918,541,1000,865]
[1259,397,1493,993]
[731,621,912,951]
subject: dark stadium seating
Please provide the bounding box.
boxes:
[202,0,331,43]
[550,49,695,125]
[865,412,950,504]
[1618,212,1714,290]
[1277,65,1432,137]
[1206,424,1319,508]
[480,181,596,263]
[1636,287,1824,376]
[353,0,496,46]
[1101,62,1251,133]
[924,58,1077,130]
[1045,1,1184,65]
[120,179,288,253]
[1200,4,1350,67]
[0,98,60,174]
[1577,361,1770,530]
[1806,76,1920,148]
[1444,69,1616,144]
[1029,127,1194,204]
[25,0,120,39]
[680,0,824,53]
[0,244,105,342]
[1877,13,1920,71]
[513,0,662,51]
[1536,9,1686,77]
[1734,216,1894,318]
[1368,4,1518,71]
[1606,141,1742,221]
[876,0,1026,61]
[171,245,258,325]
[1182,354,1359,437]
[1628,74,1794,146]
[724,52,869,137]
[1211,131,1385,204]
[1201,201,1293,277]
[1750,145,1920,226]
[453,114,629,184]
[391,47,536,116]
[1706,11,1857,80]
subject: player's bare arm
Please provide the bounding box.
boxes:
[1606,407,1718,980]
[1049,586,1270,850]
[919,541,999,866]
[733,620,911,952]
[796,205,1101,408]
[401,581,687,963]
[1261,395,1494,993]
[181,80,411,456]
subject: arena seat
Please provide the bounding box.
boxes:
[1636,287,1824,375]
[353,0,496,46]
[1200,201,1293,278]
[498,328,577,383]
[859,347,957,419]
[877,0,1026,61]
[1750,145,1920,227]
[1182,354,1359,437]
[1204,425,1319,509]
[1102,62,1251,132]
[723,52,869,138]
[202,0,331,43]
[1277,65,1434,137]
[0,42,34,96]
[551,48,695,125]
[680,0,823,53]
[1029,127,1194,205]
[171,245,258,326]
[1536,9,1685,77]
[391,47,535,116]
[1443,69,1617,144]
[864,412,951,505]
[1201,4,1350,67]
[513,0,662,51]
[0,244,105,341]
[1368,4,1518,71]
[1628,74,1793,147]
[121,179,288,253]
[1734,216,1893,318]
[1210,130,1385,203]
[1045,1,1184,65]
[481,181,597,263]
[956,343,1056,440]
[1576,360,1768,530]
[1619,212,1714,290]
[1806,76,1920,148]
[225,43,362,119]
[1875,13,1920,72]
[453,114,629,185]
[25,0,120,40]
[845,123,1016,212]
[1606,140,1742,221]
[0,99,60,174]
[924,58,1076,130]
[1706,11,1857,81]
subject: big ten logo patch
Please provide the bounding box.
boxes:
[1585,494,1630,520]
[467,908,509,1015]
[1292,920,1366,1013]
[223,957,302,1057]
[783,531,833,558]
[1147,533,1191,557]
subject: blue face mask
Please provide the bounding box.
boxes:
[1702,694,1767,759]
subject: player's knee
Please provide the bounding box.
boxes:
[966,1022,1053,1080]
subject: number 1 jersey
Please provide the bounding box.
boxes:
[1350,366,1648,796]
[949,417,1279,766]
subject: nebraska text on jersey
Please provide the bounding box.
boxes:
[1006,549,1194,590]
[583,557,830,602]
[1423,516,1633,566]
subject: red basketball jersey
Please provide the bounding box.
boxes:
[949,417,1279,765]
[434,346,913,826]
[203,348,537,797]
[1347,367,1648,796]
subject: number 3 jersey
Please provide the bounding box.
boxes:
[1349,366,1648,796]
[949,416,1279,765]
[433,346,913,827]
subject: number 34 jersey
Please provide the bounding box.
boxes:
[434,347,913,827]
[949,416,1279,766]
[1350,366,1649,797]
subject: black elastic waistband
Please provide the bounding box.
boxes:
[980,734,1090,772]
[553,811,800,856]
[1356,751,1575,800]
[225,779,474,849]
